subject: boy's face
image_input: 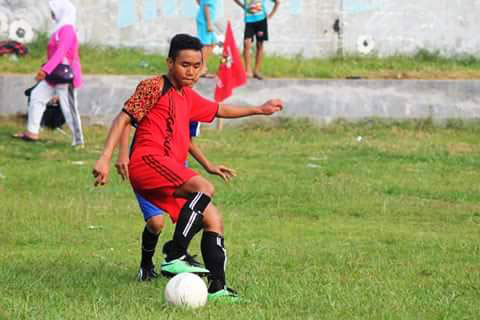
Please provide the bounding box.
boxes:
[167,49,203,88]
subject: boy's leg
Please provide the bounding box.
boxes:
[200,204,225,291]
[201,203,239,300]
[136,192,165,281]
[141,216,164,267]
[172,176,236,297]
[201,45,215,77]
[253,40,264,79]
[253,18,268,80]
[137,216,164,281]
[130,159,212,277]
[161,175,214,276]
[167,174,214,260]
[243,38,253,77]
[136,190,209,280]
[244,22,257,77]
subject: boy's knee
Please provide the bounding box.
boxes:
[180,176,215,198]
[194,180,215,197]
[146,216,164,234]
[203,183,215,197]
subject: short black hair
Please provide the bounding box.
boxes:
[168,34,203,60]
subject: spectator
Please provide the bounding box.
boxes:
[14,0,84,147]
[233,0,280,80]
[196,0,218,78]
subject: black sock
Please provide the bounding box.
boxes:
[140,226,159,268]
[166,192,211,261]
[201,231,226,293]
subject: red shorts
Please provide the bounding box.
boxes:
[129,154,197,222]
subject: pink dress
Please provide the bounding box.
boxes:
[42,25,83,89]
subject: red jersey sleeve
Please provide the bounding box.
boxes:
[188,88,219,123]
[123,76,164,125]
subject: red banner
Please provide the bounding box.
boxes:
[214,21,247,102]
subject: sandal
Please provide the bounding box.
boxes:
[253,73,264,80]
[12,132,39,142]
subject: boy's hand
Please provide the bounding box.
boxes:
[260,99,283,115]
[207,164,237,182]
[92,157,110,186]
[115,153,130,181]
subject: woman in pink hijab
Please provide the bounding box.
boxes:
[14,0,84,146]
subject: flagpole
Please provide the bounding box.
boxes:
[216,116,224,130]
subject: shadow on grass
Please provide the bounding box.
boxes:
[0,129,74,161]
[2,256,158,291]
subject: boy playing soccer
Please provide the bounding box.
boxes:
[92,34,283,300]
[116,121,237,282]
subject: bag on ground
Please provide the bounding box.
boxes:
[0,40,28,56]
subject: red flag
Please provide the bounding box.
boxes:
[214,21,247,102]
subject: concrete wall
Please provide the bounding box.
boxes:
[2,75,480,126]
[341,0,480,56]
[1,0,479,58]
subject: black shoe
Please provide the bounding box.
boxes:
[137,265,159,282]
[184,253,203,267]
[162,240,204,267]
[253,73,264,80]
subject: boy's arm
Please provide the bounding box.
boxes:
[189,142,236,182]
[216,99,283,118]
[92,112,131,186]
[115,124,132,181]
[268,0,280,19]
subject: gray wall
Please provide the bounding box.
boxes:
[1,0,479,58]
[2,75,480,126]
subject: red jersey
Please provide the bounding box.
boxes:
[124,76,218,164]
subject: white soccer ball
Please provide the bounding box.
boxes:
[164,273,208,308]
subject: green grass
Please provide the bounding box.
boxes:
[1,34,480,79]
[1,117,479,319]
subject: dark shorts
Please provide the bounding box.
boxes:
[244,18,268,42]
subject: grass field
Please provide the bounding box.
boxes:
[1,117,480,319]
[1,34,480,79]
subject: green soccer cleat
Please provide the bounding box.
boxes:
[208,287,240,303]
[160,255,210,278]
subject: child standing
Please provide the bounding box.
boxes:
[196,0,218,78]
[233,0,280,80]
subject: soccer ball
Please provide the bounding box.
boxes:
[164,273,208,308]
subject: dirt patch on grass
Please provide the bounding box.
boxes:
[447,143,476,155]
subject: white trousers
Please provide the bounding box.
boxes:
[27,80,84,146]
